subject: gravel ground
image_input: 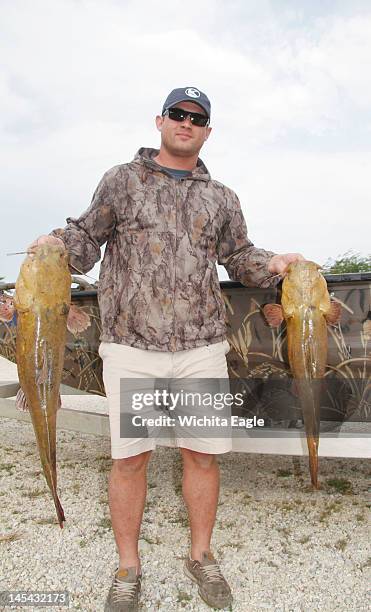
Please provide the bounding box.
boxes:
[0,415,370,612]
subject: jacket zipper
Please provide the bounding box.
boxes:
[172,180,178,348]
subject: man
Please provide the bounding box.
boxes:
[31,87,304,610]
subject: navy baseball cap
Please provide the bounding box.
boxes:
[162,87,211,118]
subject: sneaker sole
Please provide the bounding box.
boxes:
[183,563,233,610]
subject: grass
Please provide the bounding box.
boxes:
[280,543,295,559]
[302,484,317,493]
[141,535,160,545]
[25,488,47,498]
[325,478,353,495]
[174,482,182,496]
[36,517,59,525]
[218,541,244,552]
[169,514,189,528]
[359,557,371,571]
[97,517,112,530]
[277,469,292,478]
[356,513,366,523]
[291,457,303,477]
[0,531,23,542]
[280,501,296,512]
[177,590,192,605]
[0,463,16,473]
[319,501,342,522]
[97,463,111,473]
[224,521,235,529]
[96,454,111,461]
[334,538,348,551]
[277,527,291,537]
[29,470,42,477]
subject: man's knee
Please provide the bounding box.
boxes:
[112,450,152,476]
[180,448,217,469]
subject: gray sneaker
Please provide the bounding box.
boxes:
[184,551,233,609]
[104,567,141,612]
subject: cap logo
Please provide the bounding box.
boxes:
[185,88,200,99]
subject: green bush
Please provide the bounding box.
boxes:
[322,251,371,274]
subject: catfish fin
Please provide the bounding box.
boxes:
[67,304,91,334]
[325,301,342,326]
[16,388,30,412]
[16,388,62,411]
[262,304,284,327]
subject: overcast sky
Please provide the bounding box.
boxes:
[1,0,370,282]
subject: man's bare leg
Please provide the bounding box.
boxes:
[180,448,219,561]
[108,450,152,572]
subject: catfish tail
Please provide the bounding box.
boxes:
[307,436,320,489]
[53,493,65,528]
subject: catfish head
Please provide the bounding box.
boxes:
[263,260,341,328]
[15,243,71,313]
[27,243,70,274]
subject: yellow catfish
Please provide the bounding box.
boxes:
[14,244,71,527]
[263,261,341,488]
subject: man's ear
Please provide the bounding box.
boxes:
[155,115,163,132]
[204,126,212,141]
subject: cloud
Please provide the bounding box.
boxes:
[0,0,370,281]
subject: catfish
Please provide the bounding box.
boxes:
[263,261,341,488]
[14,244,71,526]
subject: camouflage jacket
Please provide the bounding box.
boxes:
[52,148,280,351]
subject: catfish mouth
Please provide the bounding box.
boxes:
[31,246,68,267]
[287,260,322,278]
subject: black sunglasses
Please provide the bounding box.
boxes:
[163,107,209,127]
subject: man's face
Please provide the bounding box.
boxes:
[156,101,212,158]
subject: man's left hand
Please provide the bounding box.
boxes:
[267,253,306,276]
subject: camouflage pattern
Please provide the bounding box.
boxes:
[51,148,279,352]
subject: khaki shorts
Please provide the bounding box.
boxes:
[99,340,232,458]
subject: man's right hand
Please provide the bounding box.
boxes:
[28,235,65,253]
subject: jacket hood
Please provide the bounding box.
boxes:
[133,147,211,181]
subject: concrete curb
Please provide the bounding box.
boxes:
[1,400,370,457]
